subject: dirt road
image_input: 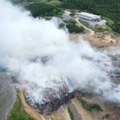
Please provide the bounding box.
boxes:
[75,18,95,35]
[19,91,46,120]
[19,90,72,120]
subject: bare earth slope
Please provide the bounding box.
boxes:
[18,19,120,120]
[19,91,45,120]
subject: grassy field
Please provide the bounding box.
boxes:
[8,95,34,120]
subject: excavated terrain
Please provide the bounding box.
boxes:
[23,35,120,120]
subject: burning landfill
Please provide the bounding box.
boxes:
[0,0,120,115]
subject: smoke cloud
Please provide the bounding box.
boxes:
[0,0,120,104]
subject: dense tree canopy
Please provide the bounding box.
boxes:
[26,3,62,17]
[66,20,84,33]
[62,0,120,33]
[12,0,120,33]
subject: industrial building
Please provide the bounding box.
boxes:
[79,12,101,22]
[77,12,106,27]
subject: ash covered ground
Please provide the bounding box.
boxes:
[25,52,120,115]
[0,72,16,120]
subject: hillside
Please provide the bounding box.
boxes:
[62,0,120,34]
[11,0,120,34]
[0,0,120,120]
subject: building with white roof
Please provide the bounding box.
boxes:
[79,12,101,22]
[77,12,106,27]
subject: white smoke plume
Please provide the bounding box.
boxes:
[0,0,120,104]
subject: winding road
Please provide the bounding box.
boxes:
[19,91,46,120]
[75,18,95,35]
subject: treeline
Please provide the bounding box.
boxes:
[62,0,120,33]
[13,0,120,33]
[66,20,84,33]
[13,1,84,33]
[26,3,62,17]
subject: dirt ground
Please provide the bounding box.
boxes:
[19,91,45,120]
[19,31,120,120]
[70,33,120,48]
[18,19,120,120]
[19,91,71,120]
[19,90,120,120]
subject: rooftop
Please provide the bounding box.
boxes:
[79,12,100,19]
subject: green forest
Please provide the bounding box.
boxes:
[62,0,120,34]
[26,3,62,17]
[12,0,120,34]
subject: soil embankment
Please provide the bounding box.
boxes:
[19,91,46,120]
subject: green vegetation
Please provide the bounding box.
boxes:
[58,23,65,29]
[12,0,120,34]
[80,19,112,33]
[62,0,120,34]
[93,25,111,33]
[58,20,84,33]
[26,3,62,17]
[66,20,84,33]
[79,99,103,112]
[8,95,34,120]
[68,106,74,120]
